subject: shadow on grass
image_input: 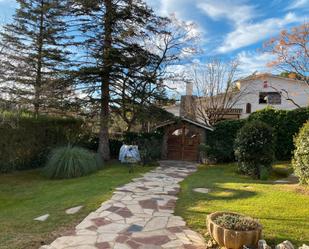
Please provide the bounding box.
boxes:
[192,185,257,202]
[176,163,309,247]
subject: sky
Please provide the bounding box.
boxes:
[144,0,308,72]
[0,0,308,94]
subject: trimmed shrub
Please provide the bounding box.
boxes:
[204,119,246,162]
[43,146,101,179]
[292,121,309,185]
[0,113,84,172]
[234,121,275,179]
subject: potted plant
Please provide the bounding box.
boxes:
[207,212,262,249]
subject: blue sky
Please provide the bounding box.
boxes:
[0,0,308,76]
[144,0,308,74]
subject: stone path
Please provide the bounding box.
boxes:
[41,161,206,249]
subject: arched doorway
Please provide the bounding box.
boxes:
[167,125,201,161]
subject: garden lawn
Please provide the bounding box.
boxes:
[0,162,153,249]
[176,163,309,247]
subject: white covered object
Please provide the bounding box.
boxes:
[119,145,141,163]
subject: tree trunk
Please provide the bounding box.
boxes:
[98,0,113,161]
[34,0,44,117]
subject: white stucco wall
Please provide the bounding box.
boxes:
[234,76,309,119]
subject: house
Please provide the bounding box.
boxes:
[233,73,309,118]
[157,73,308,161]
[165,73,309,121]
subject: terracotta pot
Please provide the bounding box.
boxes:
[207,212,262,249]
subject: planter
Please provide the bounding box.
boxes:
[207,211,262,249]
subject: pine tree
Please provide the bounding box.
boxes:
[71,0,159,160]
[72,0,197,160]
[0,0,72,116]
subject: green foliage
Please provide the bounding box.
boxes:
[124,131,163,164]
[214,213,261,231]
[234,121,275,179]
[123,131,163,144]
[205,119,246,162]
[43,146,100,179]
[0,0,72,113]
[109,139,124,159]
[204,107,309,164]
[292,121,309,185]
[139,137,162,165]
[249,107,309,160]
[0,114,84,172]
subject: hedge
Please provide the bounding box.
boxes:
[0,113,84,172]
[80,131,164,160]
[204,119,246,162]
[205,107,309,162]
[249,107,309,160]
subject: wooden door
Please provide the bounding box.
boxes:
[167,125,200,161]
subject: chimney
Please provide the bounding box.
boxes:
[180,82,196,119]
[186,81,193,96]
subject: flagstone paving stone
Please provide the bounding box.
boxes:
[41,161,206,249]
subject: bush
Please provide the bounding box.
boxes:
[214,213,261,231]
[0,113,84,173]
[203,107,309,164]
[249,107,309,160]
[77,131,163,160]
[43,146,101,179]
[292,121,309,185]
[204,119,246,162]
[109,139,123,159]
[121,131,163,164]
[139,137,162,165]
[234,121,275,179]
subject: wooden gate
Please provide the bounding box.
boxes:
[167,125,200,161]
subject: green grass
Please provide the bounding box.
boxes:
[0,162,153,249]
[271,161,294,179]
[176,163,309,247]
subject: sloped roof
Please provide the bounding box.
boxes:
[154,116,213,131]
[237,73,306,84]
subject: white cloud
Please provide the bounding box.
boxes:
[217,12,301,53]
[197,0,256,25]
[237,51,275,76]
[286,0,309,10]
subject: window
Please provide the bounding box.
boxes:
[246,103,251,113]
[259,92,281,105]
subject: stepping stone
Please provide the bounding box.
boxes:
[193,188,210,194]
[34,214,49,221]
[66,206,83,215]
[127,224,143,232]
